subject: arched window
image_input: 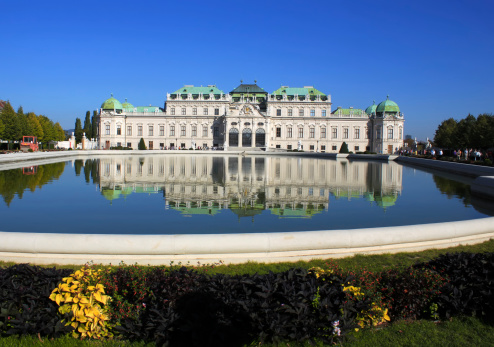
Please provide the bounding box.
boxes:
[255,128,265,147]
[229,128,239,147]
[242,128,252,147]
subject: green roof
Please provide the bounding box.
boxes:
[272,86,326,97]
[124,106,162,113]
[376,96,400,114]
[365,101,377,115]
[331,108,366,116]
[171,85,224,95]
[121,98,134,109]
[101,94,123,110]
[230,83,267,94]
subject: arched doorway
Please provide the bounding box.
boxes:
[229,128,239,147]
[242,128,252,147]
[255,128,265,147]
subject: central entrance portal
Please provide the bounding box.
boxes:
[242,128,252,147]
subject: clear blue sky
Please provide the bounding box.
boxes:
[1,0,493,141]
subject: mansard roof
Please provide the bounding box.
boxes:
[272,86,326,97]
[171,85,224,95]
[230,83,267,94]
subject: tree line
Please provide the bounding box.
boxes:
[0,101,65,146]
[433,113,494,149]
[74,110,98,144]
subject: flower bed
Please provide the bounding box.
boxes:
[0,252,493,345]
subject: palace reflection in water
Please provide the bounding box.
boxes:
[98,156,403,218]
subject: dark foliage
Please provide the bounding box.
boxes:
[418,252,494,321]
[0,264,73,337]
[377,267,446,320]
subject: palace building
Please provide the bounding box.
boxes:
[97,82,404,153]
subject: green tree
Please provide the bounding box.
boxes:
[38,115,55,145]
[26,112,44,140]
[16,106,27,139]
[455,114,476,149]
[74,118,83,143]
[91,110,98,140]
[433,118,457,148]
[0,101,20,148]
[83,111,92,139]
[53,122,66,141]
[339,141,349,153]
[138,138,147,150]
[0,117,4,138]
[473,114,494,149]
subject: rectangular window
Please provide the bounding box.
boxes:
[170,108,175,115]
[310,145,314,150]
[180,108,185,115]
[365,128,369,139]
[399,128,403,140]
[276,127,281,137]
[214,108,219,115]
[181,125,186,136]
[276,109,281,116]
[127,125,132,136]
[309,128,315,138]
[148,125,153,136]
[388,128,393,139]
[298,127,303,138]
[276,144,281,149]
[105,124,110,135]
[204,108,208,115]
[170,125,175,136]
[376,127,381,139]
[116,125,121,135]
[288,109,293,116]
[160,125,164,136]
[287,127,293,138]
[332,128,337,139]
[354,128,360,139]
[321,145,326,151]
[322,110,326,117]
[203,125,208,137]
[355,146,360,151]
[321,127,326,138]
[310,109,315,117]
[116,142,121,147]
[127,142,131,148]
[213,126,219,137]
[287,144,292,150]
[138,126,142,136]
[299,109,304,117]
[343,128,349,139]
[193,108,197,115]
[192,125,197,137]
[332,145,337,151]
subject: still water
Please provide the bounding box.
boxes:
[1,155,493,235]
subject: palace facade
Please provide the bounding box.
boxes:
[97,82,404,153]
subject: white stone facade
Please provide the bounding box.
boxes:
[97,85,405,153]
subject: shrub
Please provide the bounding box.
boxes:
[0,264,73,338]
[138,138,147,150]
[49,267,113,339]
[419,252,494,321]
[339,142,349,153]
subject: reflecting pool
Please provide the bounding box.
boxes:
[1,155,493,234]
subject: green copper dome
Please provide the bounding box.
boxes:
[121,98,134,109]
[101,94,123,110]
[365,101,377,115]
[376,96,400,114]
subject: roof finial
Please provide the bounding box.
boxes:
[111,93,113,97]
[387,95,389,99]
[240,79,243,84]
[373,100,375,104]
[254,79,257,84]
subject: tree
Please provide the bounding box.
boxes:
[17,106,26,139]
[0,117,4,139]
[91,110,98,140]
[433,118,457,148]
[74,118,83,143]
[83,111,92,139]
[38,115,55,143]
[138,138,147,150]
[455,114,476,149]
[53,122,66,141]
[0,101,20,148]
[26,112,44,140]
[339,142,349,153]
